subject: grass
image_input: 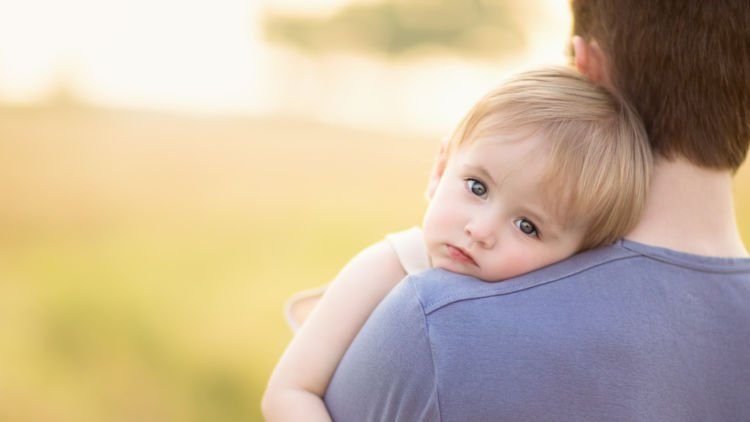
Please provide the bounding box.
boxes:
[0,104,433,421]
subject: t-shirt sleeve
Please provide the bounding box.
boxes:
[324,276,440,422]
[385,227,431,275]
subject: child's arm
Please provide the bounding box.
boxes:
[261,239,407,421]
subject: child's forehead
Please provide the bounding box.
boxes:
[458,133,550,165]
[461,120,539,145]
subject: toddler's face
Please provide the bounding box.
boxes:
[422,135,587,282]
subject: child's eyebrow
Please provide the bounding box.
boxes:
[523,206,564,234]
[463,164,498,187]
[520,207,547,226]
[520,206,568,239]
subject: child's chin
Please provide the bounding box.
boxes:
[434,260,478,278]
[437,262,509,282]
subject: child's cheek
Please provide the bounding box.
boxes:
[422,203,444,245]
[423,193,462,233]
[489,248,537,280]
[430,205,458,227]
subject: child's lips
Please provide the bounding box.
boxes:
[445,244,478,266]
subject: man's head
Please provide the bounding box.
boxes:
[571,0,750,171]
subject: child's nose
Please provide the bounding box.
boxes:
[464,216,497,249]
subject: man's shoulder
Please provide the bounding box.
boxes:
[410,242,642,315]
[328,241,750,420]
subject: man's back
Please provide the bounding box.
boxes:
[324,240,750,421]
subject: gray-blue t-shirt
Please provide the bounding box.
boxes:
[324,239,750,421]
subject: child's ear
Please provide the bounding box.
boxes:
[425,138,449,200]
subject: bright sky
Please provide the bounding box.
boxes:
[0,0,571,135]
[0,0,268,112]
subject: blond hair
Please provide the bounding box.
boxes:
[446,66,651,250]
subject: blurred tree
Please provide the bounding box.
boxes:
[263,0,527,58]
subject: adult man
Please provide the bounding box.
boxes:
[324,1,750,420]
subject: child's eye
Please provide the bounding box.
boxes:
[466,179,487,197]
[514,218,539,237]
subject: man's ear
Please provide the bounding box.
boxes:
[424,139,449,200]
[572,36,612,89]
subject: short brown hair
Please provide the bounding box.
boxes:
[447,67,651,250]
[572,0,750,170]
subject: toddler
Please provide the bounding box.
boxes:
[262,66,651,421]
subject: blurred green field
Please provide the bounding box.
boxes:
[0,105,748,421]
[0,104,435,421]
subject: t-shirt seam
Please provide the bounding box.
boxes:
[619,242,750,273]
[424,252,641,315]
[409,277,443,421]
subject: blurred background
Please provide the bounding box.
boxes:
[1,0,748,420]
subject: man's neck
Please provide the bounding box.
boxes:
[626,157,749,257]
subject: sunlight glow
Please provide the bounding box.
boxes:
[0,0,571,135]
[0,0,270,113]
